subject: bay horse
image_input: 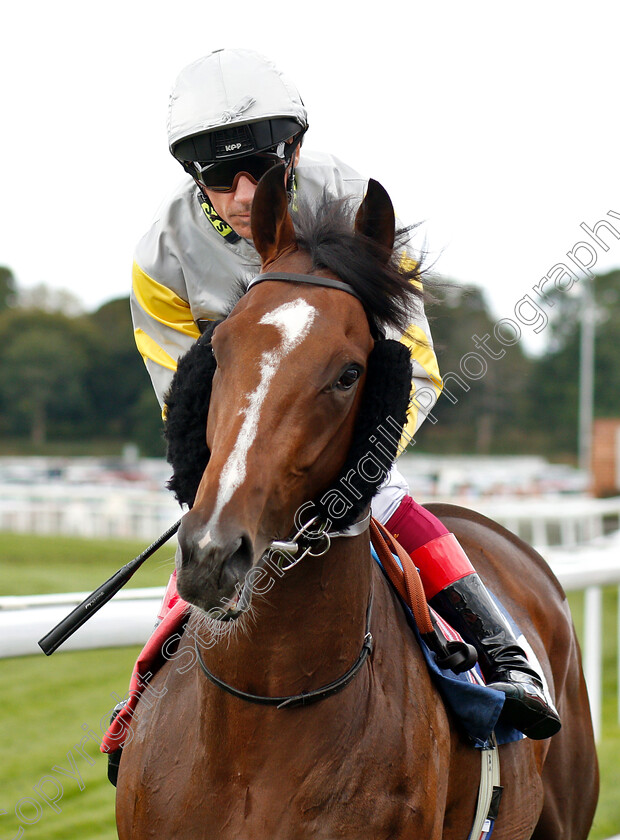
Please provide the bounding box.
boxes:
[116,166,598,839]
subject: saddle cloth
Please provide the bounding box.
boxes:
[101,556,524,756]
[371,544,523,747]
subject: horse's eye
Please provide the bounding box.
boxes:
[336,366,362,391]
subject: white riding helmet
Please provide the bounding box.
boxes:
[168,48,308,166]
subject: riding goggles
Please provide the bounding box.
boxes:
[192,148,291,193]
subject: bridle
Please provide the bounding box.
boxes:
[194,270,378,708]
[247,271,383,339]
[247,270,365,302]
[194,511,375,708]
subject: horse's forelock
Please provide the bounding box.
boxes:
[291,193,425,336]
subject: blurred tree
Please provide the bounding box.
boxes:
[526,269,620,455]
[17,283,84,316]
[10,269,619,460]
[417,281,534,454]
[0,310,96,444]
[0,266,17,312]
[0,296,166,454]
[86,297,165,455]
[589,269,620,418]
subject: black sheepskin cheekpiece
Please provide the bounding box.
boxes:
[164,320,220,507]
[164,324,412,526]
[311,339,411,530]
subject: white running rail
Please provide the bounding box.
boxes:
[1,536,619,743]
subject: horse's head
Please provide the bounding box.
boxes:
[168,166,421,618]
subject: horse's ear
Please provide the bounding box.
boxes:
[251,164,297,266]
[354,179,395,258]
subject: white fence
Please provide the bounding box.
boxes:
[1,462,619,742]
[0,451,601,545]
[464,495,620,550]
[0,481,181,541]
[2,478,619,549]
[1,535,618,742]
[545,533,620,742]
[0,587,165,657]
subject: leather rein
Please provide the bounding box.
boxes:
[195,596,374,709]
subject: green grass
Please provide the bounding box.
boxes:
[0,532,618,838]
[568,586,620,840]
[0,647,141,839]
[1,531,176,595]
[0,532,176,839]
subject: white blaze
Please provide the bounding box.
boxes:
[198,298,316,547]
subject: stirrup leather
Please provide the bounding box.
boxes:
[370,519,477,675]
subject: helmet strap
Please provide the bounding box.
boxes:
[195,187,241,243]
[285,131,305,197]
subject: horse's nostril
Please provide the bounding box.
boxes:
[177,524,196,569]
[218,534,253,590]
[176,522,255,610]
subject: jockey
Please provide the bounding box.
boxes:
[131,48,560,740]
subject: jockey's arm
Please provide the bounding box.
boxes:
[130,260,200,410]
[398,318,443,449]
[389,251,443,452]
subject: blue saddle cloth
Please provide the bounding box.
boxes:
[371,546,523,748]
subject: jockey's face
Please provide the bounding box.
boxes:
[204,146,300,242]
[204,174,256,241]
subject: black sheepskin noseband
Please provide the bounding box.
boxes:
[164,321,412,530]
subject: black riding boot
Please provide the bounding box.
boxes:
[429,573,561,740]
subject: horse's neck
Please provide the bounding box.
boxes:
[190,533,373,697]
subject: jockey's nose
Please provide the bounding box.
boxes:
[233,174,257,202]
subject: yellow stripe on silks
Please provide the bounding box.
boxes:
[398,324,443,452]
[398,252,423,291]
[134,328,178,372]
[402,325,442,387]
[394,252,443,450]
[132,262,201,341]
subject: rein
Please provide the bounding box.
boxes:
[195,595,374,709]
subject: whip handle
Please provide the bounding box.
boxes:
[38,518,181,655]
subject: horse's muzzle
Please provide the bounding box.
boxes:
[176,518,254,616]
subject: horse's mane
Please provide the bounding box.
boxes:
[291,192,425,336]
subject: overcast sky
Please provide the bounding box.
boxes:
[2,1,619,352]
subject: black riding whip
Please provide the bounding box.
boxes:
[38,518,182,656]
